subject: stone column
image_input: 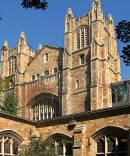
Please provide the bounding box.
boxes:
[73,124,86,156]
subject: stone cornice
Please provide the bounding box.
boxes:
[36,103,130,127]
[0,103,130,128]
[0,111,36,126]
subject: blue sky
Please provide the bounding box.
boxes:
[0,0,130,80]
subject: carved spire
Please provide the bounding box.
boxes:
[65,8,74,33]
[66,8,74,18]
[108,14,113,23]
[38,44,42,50]
[91,0,103,21]
[4,40,8,47]
[92,0,102,9]
[2,40,8,51]
[18,31,27,46]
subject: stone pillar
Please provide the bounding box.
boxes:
[73,124,86,156]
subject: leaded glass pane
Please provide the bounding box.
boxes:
[107,137,116,152]
[112,83,128,103]
[4,140,10,154]
[97,138,105,153]
[13,140,19,155]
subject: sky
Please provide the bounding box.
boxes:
[0,0,130,80]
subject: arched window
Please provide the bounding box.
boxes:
[32,75,35,81]
[36,74,41,80]
[44,53,48,63]
[46,134,73,156]
[79,54,85,65]
[92,126,128,156]
[32,93,60,121]
[9,56,17,75]
[44,70,49,77]
[54,67,57,74]
[0,130,23,156]
[76,26,89,50]
[9,79,14,88]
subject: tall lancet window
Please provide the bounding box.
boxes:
[76,26,89,50]
[81,28,84,48]
[9,56,17,75]
[77,31,80,49]
[44,53,48,63]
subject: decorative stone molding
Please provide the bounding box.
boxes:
[73,124,86,156]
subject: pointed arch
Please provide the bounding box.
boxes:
[91,126,128,156]
[0,129,24,142]
[0,129,24,156]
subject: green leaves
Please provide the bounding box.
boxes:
[121,45,130,66]
[21,0,48,11]
[19,137,58,156]
[3,92,19,115]
[116,20,130,43]
[116,20,130,66]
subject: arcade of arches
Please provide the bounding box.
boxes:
[0,106,130,156]
[0,127,128,156]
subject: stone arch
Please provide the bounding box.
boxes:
[0,129,24,142]
[47,132,73,140]
[91,126,128,140]
[30,93,60,121]
[90,126,129,156]
[0,129,24,155]
[45,132,73,156]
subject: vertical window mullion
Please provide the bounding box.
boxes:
[116,137,118,155]
[105,135,107,155]
[2,137,4,155]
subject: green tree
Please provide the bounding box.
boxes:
[21,0,48,10]
[3,92,19,115]
[19,130,58,156]
[116,20,130,66]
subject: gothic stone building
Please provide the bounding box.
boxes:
[0,0,130,156]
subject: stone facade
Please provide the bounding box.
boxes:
[0,105,130,156]
[0,0,129,155]
[0,0,121,119]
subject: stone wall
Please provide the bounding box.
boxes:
[0,104,130,155]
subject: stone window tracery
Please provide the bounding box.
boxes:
[9,56,17,75]
[96,134,127,155]
[47,134,73,156]
[93,128,128,156]
[76,26,89,50]
[32,93,59,121]
[0,135,20,156]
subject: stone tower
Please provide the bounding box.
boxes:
[62,0,121,115]
[0,0,121,119]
